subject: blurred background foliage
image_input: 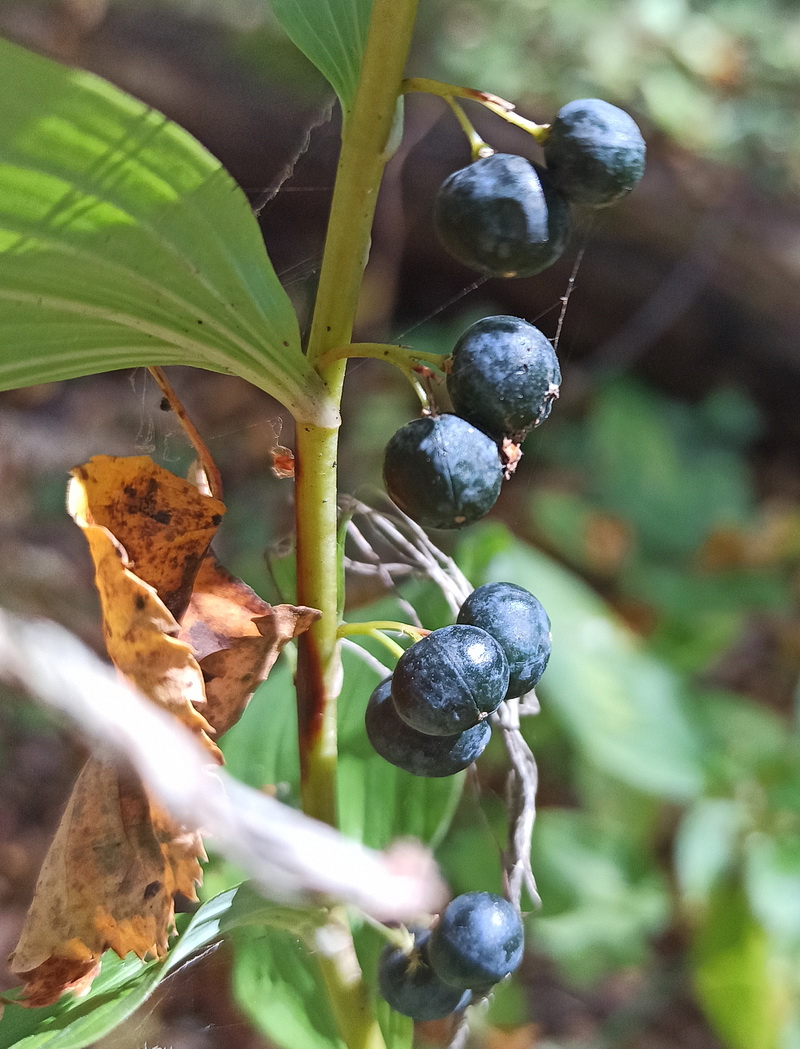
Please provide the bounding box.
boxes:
[0,1,799,1048]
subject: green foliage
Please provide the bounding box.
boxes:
[0,885,315,1049]
[267,0,374,112]
[533,809,669,983]
[422,0,800,188]
[531,378,788,682]
[233,928,346,1049]
[535,378,756,560]
[0,37,334,425]
[692,881,787,1049]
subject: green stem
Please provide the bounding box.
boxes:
[316,342,448,372]
[362,629,405,661]
[294,0,421,826]
[291,5,422,1047]
[339,619,429,661]
[445,97,494,160]
[312,912,389,1049]
[315,342,447,410]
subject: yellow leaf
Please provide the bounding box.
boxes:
[69,455,225,617]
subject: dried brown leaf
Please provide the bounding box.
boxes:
[69,455,225,618]
[179,555,319,735]
[9,760,203,1006]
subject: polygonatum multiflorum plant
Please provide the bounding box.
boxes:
[0,2,644,1047]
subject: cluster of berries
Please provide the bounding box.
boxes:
[365,581,551,777]
[435,97,647,279]
[383,99,645,531]
[378,892,524,1021]
[371,98,645,1025]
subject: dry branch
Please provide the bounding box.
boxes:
[0,609,446,923]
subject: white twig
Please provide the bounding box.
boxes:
[343,497,471,616]
[0,610,446,922]
[494,698,541,909]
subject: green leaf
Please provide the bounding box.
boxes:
[0,38,336,426]
[233,928,345,1049]
[0,884,307,1049]
[221,656,301,798]
[461,528,704,800]
[693,881,787,1049]
[531,809,668,983]
[585,379,755,557]
[674,798,741,906]
[266,0,373,113]
[744,834,800,944]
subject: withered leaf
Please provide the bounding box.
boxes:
[12,456,318,1008]
[67,477,220,759]
[69,455,225,618]
[180,555,320,736]
[9,760,203,1006]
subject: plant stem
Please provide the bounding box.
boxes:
[314,343,445,411]
[445,97,495,160]
[313,914,388,1049]
[291,7,422,1047]
[294,0,421,819]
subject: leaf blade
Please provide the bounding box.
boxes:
[267,0,373,112]
[0,39,336,426]
[0,885,303,1049]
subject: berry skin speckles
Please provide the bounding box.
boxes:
[434,153,572,278]
[447,315,561,442]
[365,677,491,777]
[391,624,509,735]
[378,928,471,1020]
[543,98,646,207]
[457,582,552,698]
[383,414,503,530]
[428,892,524,989]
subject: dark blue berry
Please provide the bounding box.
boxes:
[543,99,646,207]
[366,678,491,777]
[447,316,561,441]
[392,625,509,735]
[383,414,502,530]
[457,582,551,698]
[428,892,524,989]
[434,153,572,278]
[378,928,471,1020]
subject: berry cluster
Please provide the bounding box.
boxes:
[365,581,551,777]
[383,98,644,531]
[370,96,644,1028]
[435,97,646,279]
[378,892,524,1021]
[371,585,547,1019]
